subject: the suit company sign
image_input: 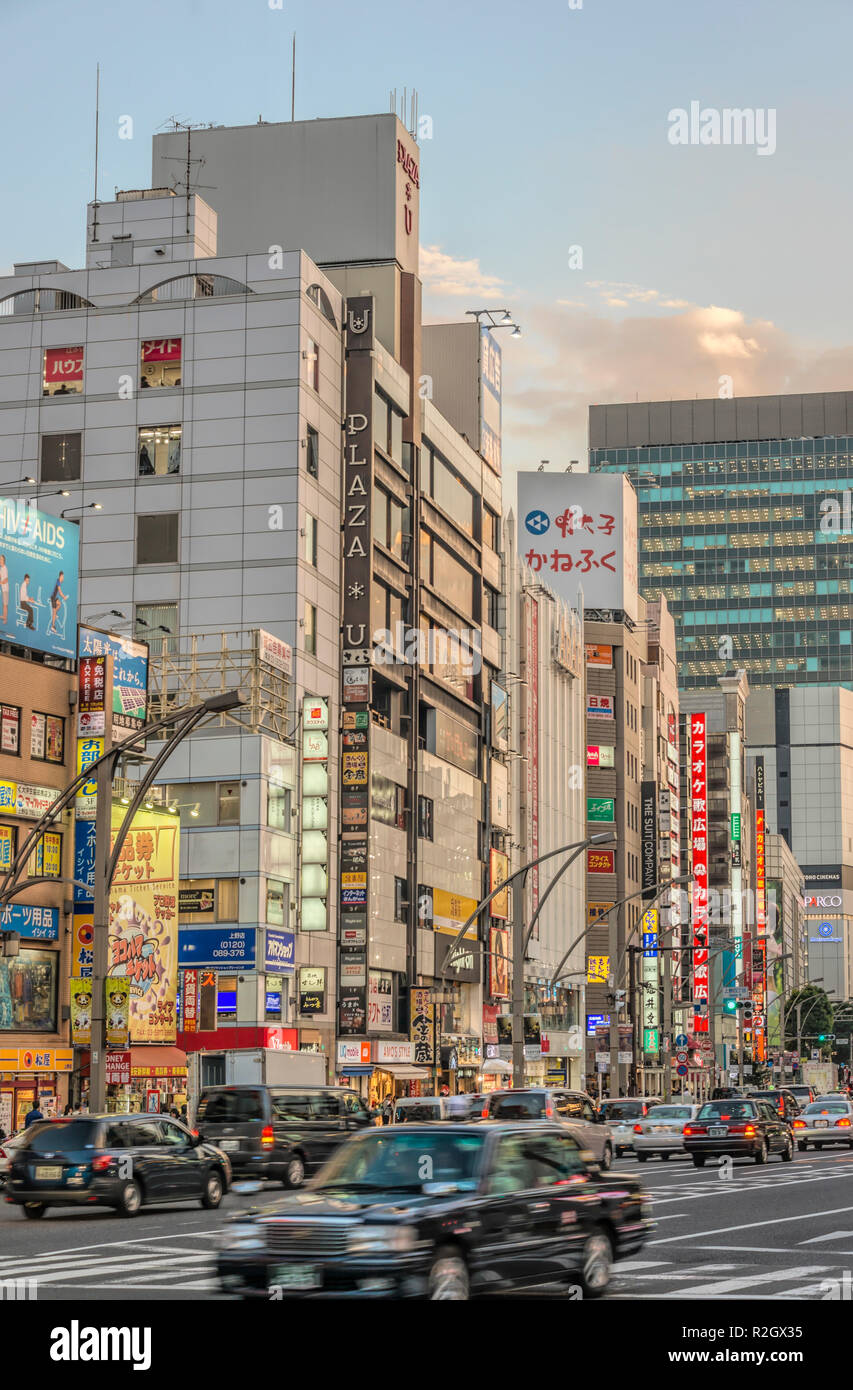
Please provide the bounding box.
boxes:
[338,297,374,1039]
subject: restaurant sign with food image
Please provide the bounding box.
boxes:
[108,805,179,1043]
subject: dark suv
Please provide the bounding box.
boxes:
[480,1089,612,1170]
[746,1089,801,1122]
[683,1098,794,1166]
[6,1114,230,1218]
[195,1085,374,1187]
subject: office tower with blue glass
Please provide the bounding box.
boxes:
[589,392,853,689]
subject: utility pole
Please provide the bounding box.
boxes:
[608,903,620,1096]
[88,749,116,1112]
[511,873,526,1089]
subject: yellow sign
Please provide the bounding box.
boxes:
[587,902,614,927]
[70,980,94,1045]
[109,805,179,1044]
[341,872,367,888]
[27,830,62,879]
[342,752,368,786]
[105,977,130,1048]
[76,737,104,797]
[0,1048,73,1073]
[0,780,16,814]
[433,888,479,939]
[587,954,610,984]
[0,825,13,872]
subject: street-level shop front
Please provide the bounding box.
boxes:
[77,1046,189,1115]
[336,1040,431,1105]
[0,1047,73,1133]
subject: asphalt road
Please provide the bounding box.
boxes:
[3,1147,853,1300]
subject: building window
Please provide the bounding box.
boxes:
[137,513,179,565]
[306,425,319,478]
[217,975,237,1020]
[43,346,83,396]
[485,585,500,629]
[138,426,181,476]
[395,784,408,831]
[266,877,288,925]
[304,515,318,567]
[135,602,178,652]
[394,875,409,923]
[268,780,292,829]
[418,795,433,840]
[483,505,500,551]
[30,712,64,763]
[41,432,82,483]
[218,783,240,825]
[304,338,319,391]
[0,947,58,1032]
[430,538,475,616]
[140,338,181,389]
[304,602,317,655]
[374,389,404,466]
[431,452,475,537]
[1,704,21,755]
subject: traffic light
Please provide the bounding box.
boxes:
[818,1033,827,1042]
[743,1001,754,1023]
[724,997,738,1014]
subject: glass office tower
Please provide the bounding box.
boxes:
[590,409,853,689]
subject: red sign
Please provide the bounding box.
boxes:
[141,338,181,363]
[183,969,199,1033]
[44,346,84,382]
[690,713,709,1033]
[525,596,540,910]
[105,1050,131,1085]
[78,656,107,713]
[587,849,616,874]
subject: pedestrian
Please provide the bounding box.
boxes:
[439,1084,450,1097]
[24,1099,44,1128]
[180,1104,188,1123]
[63,1103,73,1116]
[169,1106,179,1119]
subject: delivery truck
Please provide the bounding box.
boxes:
[802,1060,837,1095]
[187,1047,326,1119]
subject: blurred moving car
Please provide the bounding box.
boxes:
[217,1121,653,1300]
[480,1089,613,1170]
[597,1098,662,1158]
[793,1098,853,1150]
[0,1131,28,1188]
[746,1089,801,1121]
[683,1098,793,1166]
[786,1085,816,1108]
[195,1084,374,1187]
[392,1097,447,1123]
[6,1114,231,1218]
[632,1104,698,1162]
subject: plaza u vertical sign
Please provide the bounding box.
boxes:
[338,297,374,1039]
[690,713,709,1034]
[753,756,767,1062]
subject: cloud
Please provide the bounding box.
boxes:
[419,245,508,299]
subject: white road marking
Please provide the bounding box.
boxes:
[661,1265,830,1297]
[0,1253,212,1283]
[651,1202,853,1242]
[799,1230,853,1244]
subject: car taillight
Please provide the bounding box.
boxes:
[684,1124,702,1135]
[481,1105,489,1119]
[743,1125,756,1137]
[261,1125,274,1149]
[633,1124,643,1133]
[839,1118,852,1128]
[92,1155,112,1171]
[545,1105,553,1118]
[793,1120,806,1129]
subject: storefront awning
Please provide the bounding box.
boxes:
[481,1058,513,1075]
[340,1065,374,1077]
[129,1046,188,1079]
[375,1064,431,1080]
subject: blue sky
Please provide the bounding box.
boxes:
[3,0,852,471]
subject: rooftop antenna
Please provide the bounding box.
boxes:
[291,33,296,121]
[158,117,217,235]
[92,63,101,244]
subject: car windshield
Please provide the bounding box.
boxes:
[600,1101,646,1121]
[697,1102,756,1121]
[489,1094,547,1119]
[20,1120,97,1152]
[395,1102,441,1122]
[648,1106,692,1120]
[314,1130,487,1192]
[804,1102,849,1115]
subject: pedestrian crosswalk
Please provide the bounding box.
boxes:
[0,1231,224,1294]
[610,1255,845,1299]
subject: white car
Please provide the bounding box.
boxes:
[598,1098,663,1157]
[633,1104,698,1161]
[792,1098,853,1151]
[0,1131,28,1186]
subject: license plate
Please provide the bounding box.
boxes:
[708,1126,727,1137]
[271,1264,321,1290]
[35,1165,62,1181]
[219,1139,240,1151]
[652,1126,669,1133]
[815,1120,828,1128]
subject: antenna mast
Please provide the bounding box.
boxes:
[92,63,100,243]
[291,33,296,121]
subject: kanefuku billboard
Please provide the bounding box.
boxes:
[0,499,79,659]
[517,473,638,619]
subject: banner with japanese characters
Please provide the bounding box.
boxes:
[517,473,638,619]
[690,713,709,1033]
[108,805,179,1044]
[105,977,130,1049]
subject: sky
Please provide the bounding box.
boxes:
[3,0,853,480]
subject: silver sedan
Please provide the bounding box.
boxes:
[792,1098,853,1150]
[633,1104,698,1162]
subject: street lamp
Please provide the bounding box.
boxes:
[61,502,102,521]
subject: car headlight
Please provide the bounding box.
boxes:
[347,1225,417,1255]
[220,1223,265,1252]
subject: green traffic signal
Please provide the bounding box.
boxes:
[723,998,738,1014]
